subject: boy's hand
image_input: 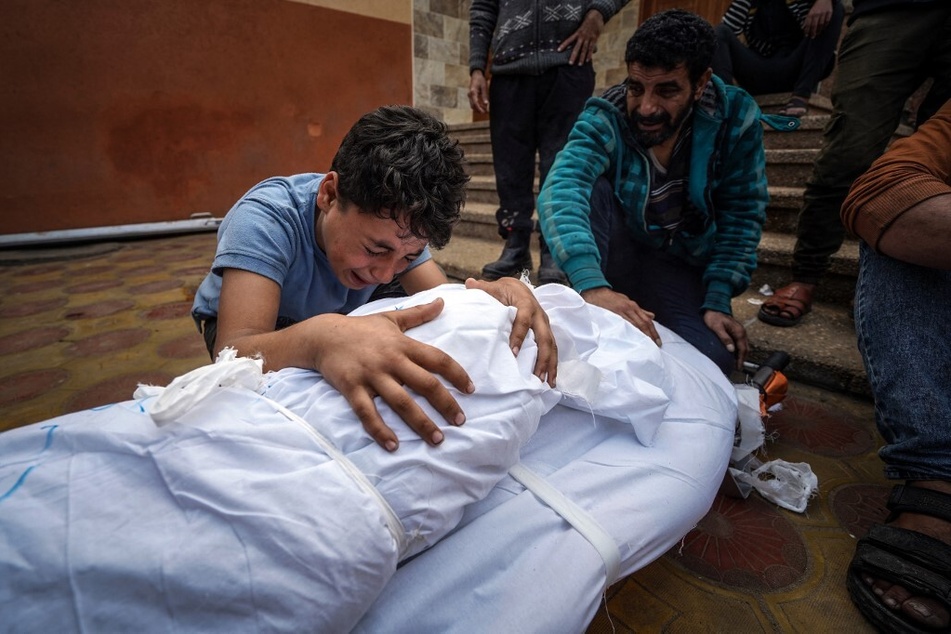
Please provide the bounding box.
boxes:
[313,299,474,452]
[464,277,558,387]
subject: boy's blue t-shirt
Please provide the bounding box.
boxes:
[191,173,432,326]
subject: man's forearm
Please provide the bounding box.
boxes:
[876,194,951,269]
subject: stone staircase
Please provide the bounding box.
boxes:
[435,95,874,399]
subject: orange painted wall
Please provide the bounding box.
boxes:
[0,0,412,235]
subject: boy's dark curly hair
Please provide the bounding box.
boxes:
[330,105,468,249]
[624,9,716,86]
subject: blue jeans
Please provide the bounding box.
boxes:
[589,177,736,375]
[854,243,951,481]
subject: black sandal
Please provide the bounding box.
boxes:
[847,485,951,633]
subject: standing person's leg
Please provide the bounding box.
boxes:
[711,24,740,85]
[588,177,735,374]
[790,0,845,101]
[484,74,537,279]
[794,11,942,283]
[536,64,594,195]
[535,63,595,285]
[849,243,951,631]
[915,13,951,126]
[760,8,946,326]
[714,30,795,97]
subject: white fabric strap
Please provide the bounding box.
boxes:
[508,463,620,588]
[261,395,409,558]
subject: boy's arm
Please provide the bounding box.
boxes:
[216,267,474,452]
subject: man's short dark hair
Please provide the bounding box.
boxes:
[331,105,468,249]
[624,9,716,86]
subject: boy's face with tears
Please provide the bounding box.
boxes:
[315,171,429,290]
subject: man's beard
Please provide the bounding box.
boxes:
[629,103,693,148]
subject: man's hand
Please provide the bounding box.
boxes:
[580,287,662,347]
[558,9,605,65]
[703,310,748,370]
[309,299,474,452]
[803,0,833,38]
[468,70,489,114]
[465,277,558,386]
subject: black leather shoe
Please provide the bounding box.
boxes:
[482,231,532,280]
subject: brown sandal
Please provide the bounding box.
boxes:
[758,282,815,327]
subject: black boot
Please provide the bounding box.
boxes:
[481,230,532,280]
[537,235,568,286]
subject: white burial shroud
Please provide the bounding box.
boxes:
[0,284,734,632]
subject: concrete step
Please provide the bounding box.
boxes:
[464,152,500,177]
[451,112,833,150]
[765,148,818,188]
[448,121,489,139]
[756,92,833,115]
[466,175,508,206]
[456,202,859,308]
[463,177,807,237]
[465,148,819,187]
[733,288,869,398]
[764,186,802,234]
[459,133,492,157]
[458,201,501,241]
[431,233,869,399]
[433,232,542,283]
[763,115,827,150]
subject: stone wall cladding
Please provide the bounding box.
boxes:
[414,0,641,123]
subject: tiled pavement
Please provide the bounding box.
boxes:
[0,232,891,632]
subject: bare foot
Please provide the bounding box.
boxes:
[862,481,951,630]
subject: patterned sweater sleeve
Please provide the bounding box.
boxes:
[469,0,498,73]
[588,0,631,22]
